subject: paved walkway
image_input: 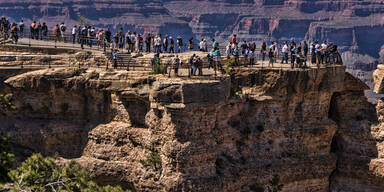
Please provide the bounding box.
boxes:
[13,38,106,53]
[0,38,343,78]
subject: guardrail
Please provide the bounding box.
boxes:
[0,29,343,79]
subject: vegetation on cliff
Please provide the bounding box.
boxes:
[9,154,127,192]
[0,93,15,183]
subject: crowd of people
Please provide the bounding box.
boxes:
[223,35,342,69]
[0,17,342,73]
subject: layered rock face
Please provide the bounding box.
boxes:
[3,64,384,191]
[1,1,384,57]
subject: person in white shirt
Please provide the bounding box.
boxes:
[59,22,66,42]
[203,39,207,52]
[71,26,77,44]
[226,43,232,59]
[281,41,289,64]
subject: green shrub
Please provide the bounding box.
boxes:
[150,63,166,75]
[140,151,162,171]
[265,175,284,192]
[8,154,127,192]
[0,132,14,183]
[0,93,15,115]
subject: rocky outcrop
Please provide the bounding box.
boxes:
[1,1,384,57]
[4,64,384,191]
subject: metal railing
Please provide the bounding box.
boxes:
[0,29,343,79]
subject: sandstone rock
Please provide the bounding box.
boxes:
[374,65,384,94]
[2,65,384,192]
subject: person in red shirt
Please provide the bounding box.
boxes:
[231,34,237,46]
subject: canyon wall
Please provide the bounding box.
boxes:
[1,0,384,58]
[2,64,384,191]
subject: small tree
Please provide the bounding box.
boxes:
[0,93,15,183]
[9,154,127,192]
[0,93,15,115]
[265,175,284,192]
[0,132,14,183]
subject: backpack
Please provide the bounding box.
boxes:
[61,25,66,32]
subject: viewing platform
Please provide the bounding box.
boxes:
[0,38,344,81]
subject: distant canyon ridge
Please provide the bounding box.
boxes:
[1,0,384,66]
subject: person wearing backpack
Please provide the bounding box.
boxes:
[59,22,66,42]
[177,36,183,53]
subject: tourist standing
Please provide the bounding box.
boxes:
[281,41,289,64]
[177,36,183,53]
[171,55,180,77]
[145,33,151,53]
[41,23,48,40]
[261,42,267,61]
[199,39,204,51]
[19,20,24,36]
[169,36,175,53]
[30,21,36,39]
[72,25,77,44]
[54,24,60,42]
[268,47,274,67]
[231,34,237,46]
[226,43,232,59]
[188,37,194,51]
[189,54,196,76]
[249,49,255,66]
[105,28,111,43]
[212,38,218,50]
[59,22,66,42]
[163,35,168,53]
[214,47,222,73]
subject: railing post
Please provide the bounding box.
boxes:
[28,32,31,47]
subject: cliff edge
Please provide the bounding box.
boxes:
[1,65,384,191]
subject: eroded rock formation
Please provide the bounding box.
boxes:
[1,0,384,57]
[2,63,384,191]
